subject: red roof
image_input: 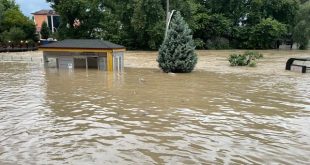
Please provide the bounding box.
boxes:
[32,10,59,16]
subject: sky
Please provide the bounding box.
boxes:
[15,0,51,17]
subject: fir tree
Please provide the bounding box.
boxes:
[157,11,197,73]
[40,21,50,39]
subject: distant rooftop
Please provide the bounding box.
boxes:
[32,9,59,15]
[40,39,125,50]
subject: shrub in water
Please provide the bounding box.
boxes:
[248,60,257,67]
[228,51,263,67]
[157,11,197,73]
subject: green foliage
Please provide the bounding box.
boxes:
[192,13,231,49]
[40,22,50,39]
[0,4,4,42]
[2,8,26,28]
[157,11,197,73]
[91,10,122,44]
[0,0,36,43]
[228,51,263,67]
[2,27,26,43]
[47,0,201,50]
[0,2,4,20]
[248,60,257,67]
[293,1,310,49]
[199,0,299,49]
[249,18,287,49]
[51,0,105,39]
[194,38,205,49]
[46,0,304,50]
[206,37,230,49]
[131,0,165,49]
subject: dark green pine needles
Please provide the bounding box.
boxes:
[157,11,197,73]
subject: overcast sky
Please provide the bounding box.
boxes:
[15,0,51,17]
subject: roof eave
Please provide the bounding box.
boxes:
[39,47,126,53]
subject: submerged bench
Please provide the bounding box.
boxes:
[286,58,310,73]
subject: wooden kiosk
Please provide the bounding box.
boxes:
[39,39,126,72]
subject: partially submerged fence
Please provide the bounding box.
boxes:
[0,47,38,53]
[0,54,43,63]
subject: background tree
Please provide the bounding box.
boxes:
[293,1,310,49]
[2,27,26,43]
[91,10,123,44]
[47,0,105,39]
[249,18,287,49]
[46,0,307,50]
[200,0,300,49]
[0,0,36,43]
[131,0,165,49]
[192,13,231,49]
[47,0,200,50]
[157,11,197,73]
[0,3,4,42]
[41,22,50,39]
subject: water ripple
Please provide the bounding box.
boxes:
[0,62,309,164]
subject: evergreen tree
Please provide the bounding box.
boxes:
[40,21,50,39]
[157,11,197,73]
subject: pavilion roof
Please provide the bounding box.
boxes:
[40,39,125,50]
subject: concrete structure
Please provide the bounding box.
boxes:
[39,39,126,72]
[32,10,60,34]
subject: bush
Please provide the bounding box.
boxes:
[249,18,287,49]
[40,21,50,39]
[194,38,205,49]
[228,51,263,67]
[206,37,230,49]
[1,27,26,43]
[157,11,197,73]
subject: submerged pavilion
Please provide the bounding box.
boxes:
[39,39,126,72]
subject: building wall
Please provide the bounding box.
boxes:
[34,15,47,32]
[33,14,60,36]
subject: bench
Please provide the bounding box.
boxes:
[286,58,310,73]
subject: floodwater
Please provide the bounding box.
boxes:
[0,61,309,165]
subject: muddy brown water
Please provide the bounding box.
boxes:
[0,61,309,164]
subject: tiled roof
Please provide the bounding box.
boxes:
[40,39,125,49]
[32,10,58,15]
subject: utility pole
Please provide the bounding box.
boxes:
[166,0,170,24]
[165,0,170,39]
[165,0,175,39]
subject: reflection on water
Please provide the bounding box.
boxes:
[0,62,309,164]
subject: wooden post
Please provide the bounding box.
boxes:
[97,57,100,70]
[43,53,48,67]
[56,58,59,68]
[85,57,88,69]
[165,0,169,39]
[107,52,113,72]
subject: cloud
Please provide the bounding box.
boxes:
[15,0,51,17]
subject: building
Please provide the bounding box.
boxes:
[39,39,126,72]
[32,9,60,34]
